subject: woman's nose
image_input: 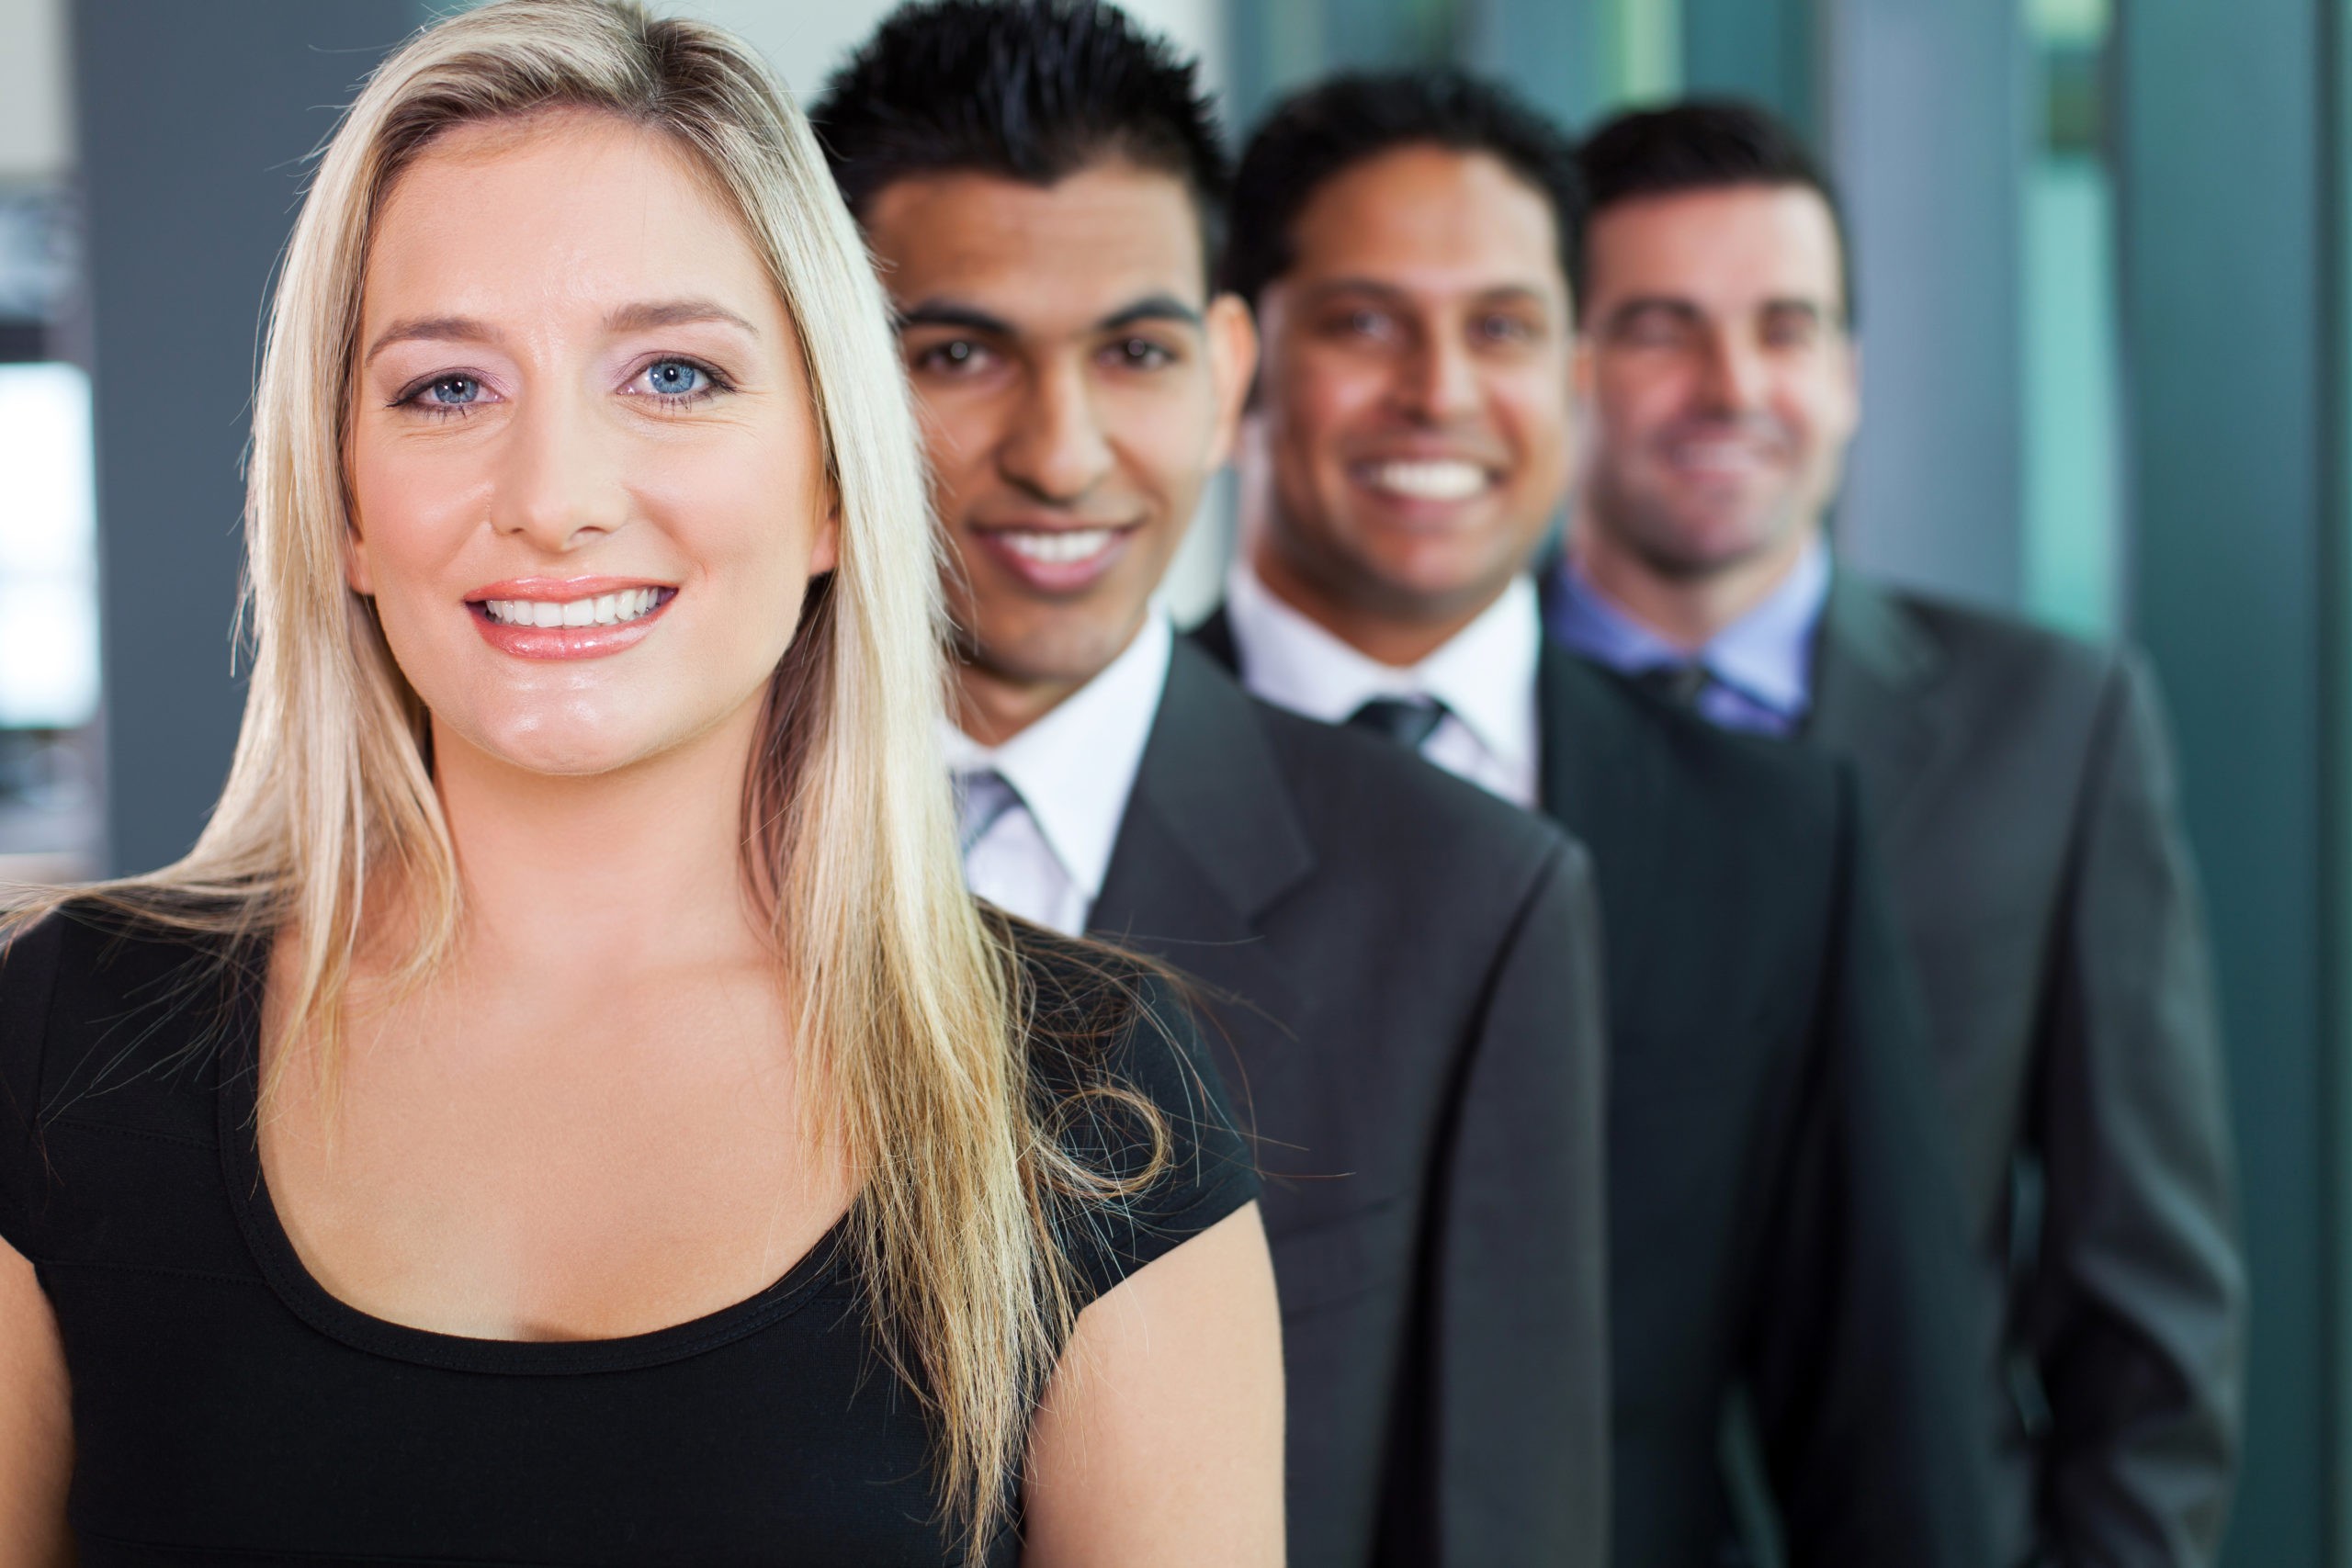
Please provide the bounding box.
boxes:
[490,385,630,549]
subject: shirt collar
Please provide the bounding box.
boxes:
[940,609,1172,904]
[1224,560,1542,774]
[1551,536,1830,720]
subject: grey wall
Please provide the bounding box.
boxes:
[74,0,423,874]
[1820,0,2028,610]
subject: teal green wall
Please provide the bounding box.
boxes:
[2118,0,2332,1560]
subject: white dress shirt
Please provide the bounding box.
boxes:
[1225,562,1543,808]
[941,611,1173,936]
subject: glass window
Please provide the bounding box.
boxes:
[2021,0,2122,637]
[0,361,99,729]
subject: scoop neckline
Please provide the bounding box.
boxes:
[215,974,858,1377]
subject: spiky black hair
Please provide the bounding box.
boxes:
[812,0,1227,276]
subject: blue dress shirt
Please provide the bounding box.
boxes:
[1545,540,1831,737]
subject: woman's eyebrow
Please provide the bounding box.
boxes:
[605,299,760,335]
[364,314,495,367]
[362,301,760,367]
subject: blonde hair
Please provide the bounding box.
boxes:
[7,0,1101,1550]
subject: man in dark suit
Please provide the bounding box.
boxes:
[1548,101,2245,1565]
[1209,71,1996,1567]
[813,9,1611,1564]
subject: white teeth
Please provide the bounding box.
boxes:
[480,589,662,627]
[1367,459,1490,502]
[998,528,1115,565]
[1369,459,1491,501]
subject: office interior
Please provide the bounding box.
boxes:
[0,0,2335,1561]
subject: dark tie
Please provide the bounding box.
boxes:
[1347,695,1447,750]
[1633,660,1713,710]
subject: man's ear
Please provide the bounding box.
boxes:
[1835,335,1864,445]
[1203,292,1261,471]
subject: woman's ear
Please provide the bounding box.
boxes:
[809,484,842,578]
[343,519,377,596]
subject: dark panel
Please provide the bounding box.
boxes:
[0,320,45,362]
[2116,0,2329,1562]
[2332,0,2352,1551]
[72,0,421,874]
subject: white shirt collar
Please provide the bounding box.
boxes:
[1225,560,1542,784]
[940,609,1172,907]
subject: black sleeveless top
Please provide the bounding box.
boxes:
[0,907,1257,1566]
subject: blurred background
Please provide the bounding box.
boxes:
[0,0,2334,1560]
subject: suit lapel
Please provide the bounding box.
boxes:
[1091,639,1315,1031]
[1189,604,1238,671]
[1805,570,1950,840]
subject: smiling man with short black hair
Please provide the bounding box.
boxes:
[1207,70,1998,1568]
[817,10,1613,1565]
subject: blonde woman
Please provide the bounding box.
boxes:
[0,2,1282,1562]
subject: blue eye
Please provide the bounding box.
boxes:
[641,358,712,397]
[423,375,481,407]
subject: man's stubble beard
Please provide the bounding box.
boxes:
[955,602,1145,694]
[1267,478,1532,631]
[1589,463,1812,587]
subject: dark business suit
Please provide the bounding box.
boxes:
[1087,637,1611,1568]
[1808,572,2244,1565]
[1195,609,1996,1568]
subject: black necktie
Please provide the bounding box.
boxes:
[1347,695,1447,751]
[1633,661,1713,710]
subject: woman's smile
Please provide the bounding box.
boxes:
[464,575,680,660]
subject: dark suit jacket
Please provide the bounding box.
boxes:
[1530,637,1998,1568]
[1808,572,2245,1564]
[1089,638,1611,1568]
[1198,606,1996,1567]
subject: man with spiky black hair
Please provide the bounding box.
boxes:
[815,8,1611,1566]
[1207,70,1998,1568]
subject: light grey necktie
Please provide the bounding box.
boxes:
[955,768,1024,857]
